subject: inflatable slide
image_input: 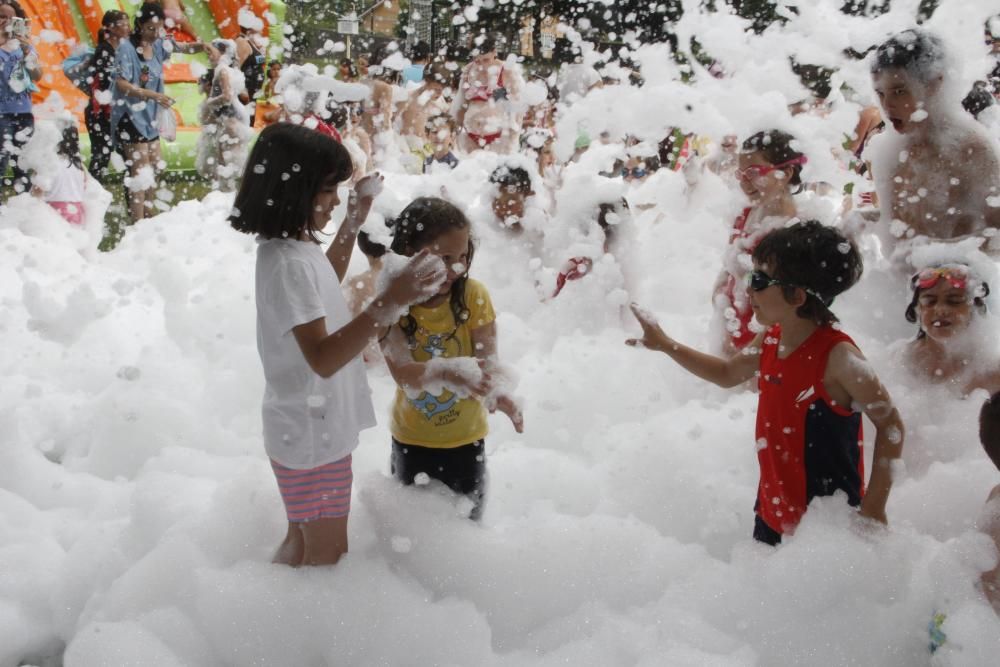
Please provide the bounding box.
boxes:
[23,0,284,171]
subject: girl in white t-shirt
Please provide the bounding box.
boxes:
[37,125,86,225]
[229,123,446,566]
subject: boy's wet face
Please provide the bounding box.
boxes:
[872,69,925,134]
[492,187,530,225]
[917,281,975,342]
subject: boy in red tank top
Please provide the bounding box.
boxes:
[628,221,905,545]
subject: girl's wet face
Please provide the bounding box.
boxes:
[737,150,787,202]
[421,226,470,297]
[917,281,975,342]
[310,174,341,231]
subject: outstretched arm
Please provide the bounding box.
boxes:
[825,343,904,524]
[626,304,760,388]
[325,173,383,282]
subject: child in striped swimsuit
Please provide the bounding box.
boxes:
[230,123,446,566]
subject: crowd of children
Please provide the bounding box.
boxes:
[4,1,999,620]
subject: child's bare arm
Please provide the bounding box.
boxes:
[826,343,904,524]
[471,321,524,432]
[381,325,490,397]
[325,174,383,282]
[626,304,760,388]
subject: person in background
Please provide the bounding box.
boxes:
[85,10,130,185]
[34,124,87,225]
[402,40,430,85]
[0,0,41,197]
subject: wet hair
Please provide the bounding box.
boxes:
[870,29,946,84]
[339,58,359,80]
[741,130,805,192]
[752,220,863,326]
[356,229,388,259]
[370,43,402,84]
[980,392,1000,471]
[410,40,431,62]
[904,264,990,339]
[229,123,354,242]
[597,198,630,245]
[388,197,475,346]
[99,9,128,44]
[474,33,501,56]
[962,81,995,120]
[57,124,83,170]
[489,165,532,194]
[131,2,165,47]
[426,113,457,137]
[328,103,348,131]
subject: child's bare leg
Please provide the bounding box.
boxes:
[300,516,349,566]
[144,141,163,218]
[125,143,148,222]
[272,521,304,566]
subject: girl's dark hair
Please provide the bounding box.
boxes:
[752,220,863,326]
[597,198,630,245]
[57,124,83,170]
[904,266,990,339]
[357,229,388,259]
[99,9,128,44]
[389,197,474,346]
[131,2,165,47]
[741,130,805,192]
[490,165,532,193]
[229,123,355,242]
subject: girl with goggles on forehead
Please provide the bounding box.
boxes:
[713,129,807,355]
[902,262,1000,396]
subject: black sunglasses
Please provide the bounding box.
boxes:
[747,269,833,305]
[747,269,782,291]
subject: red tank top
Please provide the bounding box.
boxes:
[755,324,865,535]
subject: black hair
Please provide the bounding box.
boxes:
[489,165,532,193]
[370,43,402,84]
[980,392,1000,471]
[752,220,863,326]
[57,124,83,170]
[870,28,946,84]
[425,60,456,88]
[388,197,474,346]
[904,266,990,339]
[410,40,431,62]
[99,9,128,44]
[328,103,348,131]
[597,198,630,245]
[473,33,501,56]
[356,230,387,259]
[229,123,354,242]
[962,81,995,120]
[741,130,805,192]
[131,2,165,47]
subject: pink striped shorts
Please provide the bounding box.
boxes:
[270,455,353,522]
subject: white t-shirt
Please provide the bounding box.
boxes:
[45,158,86,202]
[255,238,376,469]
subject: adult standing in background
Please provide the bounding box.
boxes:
[234,12,267,125]
[86,10,130,184]
[0,0,40,196]
[112,2,210,222]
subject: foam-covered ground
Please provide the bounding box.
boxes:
[4,1,1000,665]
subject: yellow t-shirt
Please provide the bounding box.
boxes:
[390,279,496,448]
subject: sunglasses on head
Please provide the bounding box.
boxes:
[737,155,808,181]
[747,269,832,305]
[911,265,970,291]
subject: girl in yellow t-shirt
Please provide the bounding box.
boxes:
[379,197,523,520]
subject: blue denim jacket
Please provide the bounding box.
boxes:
[111,38,172,142]
[0,45,36,115]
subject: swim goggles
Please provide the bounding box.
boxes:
[737,155,808,181]
[911,265,970,291]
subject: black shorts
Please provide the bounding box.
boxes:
[753,514,782,546]
[391,438,488,520]
[116,114,158,146]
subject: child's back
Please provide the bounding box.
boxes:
[45,156,86,225]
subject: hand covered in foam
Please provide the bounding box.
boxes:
[346,173,384,229]
[367,250,447,325]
